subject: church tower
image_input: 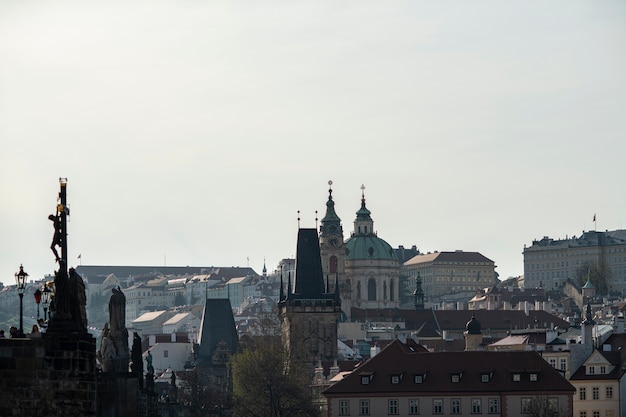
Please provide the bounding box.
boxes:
[279,228,341,367]
[319,181,348,314]
[343,185,400,316]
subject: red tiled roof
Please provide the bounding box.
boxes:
[324,340,575,396]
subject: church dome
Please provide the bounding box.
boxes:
[466,314,482,335]
[344,235,397,261]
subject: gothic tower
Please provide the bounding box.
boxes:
[278,228,341,367]
[319,180,348,315]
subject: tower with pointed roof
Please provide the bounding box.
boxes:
[319,180,349,314]
[278,228,341,367]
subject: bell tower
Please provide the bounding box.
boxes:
[319,180,348,314]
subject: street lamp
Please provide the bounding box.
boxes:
[34,288,41,320]
[14,264,28,337]
[42,285,51,321]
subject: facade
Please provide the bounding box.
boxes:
[569,333,626,417]
[323,339,575,417]
[403,251,497,303]
[279,228,341,366]
[319,184,400,320]
[523,230,626,294]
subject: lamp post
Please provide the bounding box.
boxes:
[42,285,51,321]
[34,288,42,320]
[15,264,28,337]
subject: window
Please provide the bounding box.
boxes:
[580,387,586,400]
[164,350,168,358]
[592,412,600,417]
[359,400,370,416]
[339,400,350,416]
[521,398,531,414]
[388,399,399,415]
[451,399,461,414]
[589,366,596,375]
[481,374,490,383]
[513,373,521,382]
[408,399,419,415]
[560,358,567,371]
[606,411,614,417]
[579,412,587,417]
[600,366,606,374]
[433,399,443,414]
[488,398,499,414]
[361,376,370,385]
[592,387,599,400]
[549,358,557,368]
[391,375,401,384]
[414,374,423,384]
[451,374,460,383]
[471,399,481,414]
[606,385,613,399]
[529,373,538,381]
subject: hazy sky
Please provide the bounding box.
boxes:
[1,1,625,284]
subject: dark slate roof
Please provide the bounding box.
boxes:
[194,299,238,366]
[527,230,626,249]
[323,339,575,396]
[570,333,626,381]
[293,228,326,299]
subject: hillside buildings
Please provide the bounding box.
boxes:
[523,230,626,294]
[403,251,497,303]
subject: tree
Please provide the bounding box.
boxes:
[575,259,612,295]
[230,308,319,417]
[525,395,568,417]
[174,292,186,306]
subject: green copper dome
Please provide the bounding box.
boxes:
[344,234,397,261]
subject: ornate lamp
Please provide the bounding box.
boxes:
[34,289,42,320]
[42,285,51,321]
[14,264,28,337]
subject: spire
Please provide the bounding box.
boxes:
[287,271,292,300]
[293,228,325,298]
[354,184,374,236]
[262,258,267,277]
[320,180,342,237]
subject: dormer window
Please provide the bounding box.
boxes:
[390,373,403,384]
[600,366,606,374]
[480,371,493,383]
[450,372,463,383]
[529,373,538,381]
[414,372,427,384]
[513,373,521,382]
[360,372,374,385]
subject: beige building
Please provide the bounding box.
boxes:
[403,251,497,303]
[523,230,626,294]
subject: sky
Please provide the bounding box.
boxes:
[1,1,625,284]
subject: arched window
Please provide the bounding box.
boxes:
[330,256,338,274]
[357,281,362,300]
[368,278,376,301]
